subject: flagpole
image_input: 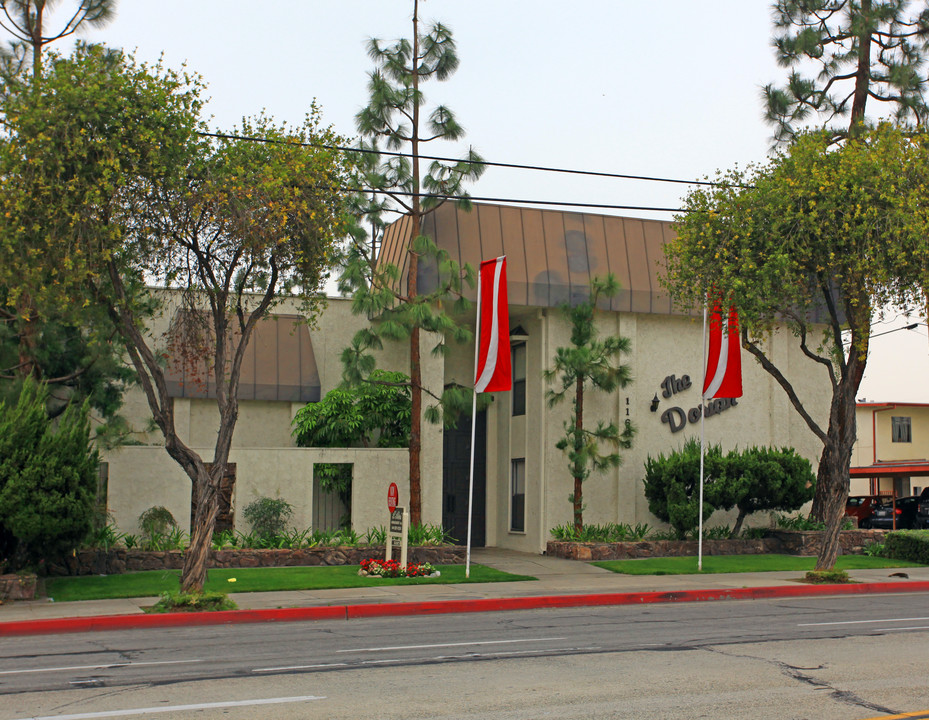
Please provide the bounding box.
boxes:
[465,270,483,579]
[699,302,707,572]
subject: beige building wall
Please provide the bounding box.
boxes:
[102,296,432,536]
[443,309,831,554]
[851,404,929,496]
[104,291,832,552]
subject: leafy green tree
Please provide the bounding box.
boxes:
[764,0,929,144]
[293,370,411,449]
[0,2,135,429]
[0,379,98,570]
[0,0,116,76]
[663,125,929,569]
[544,275,636,533]
[709,446,816,537]
[1,46,350,592]
[339,0,484,525]
[643,439,724,541]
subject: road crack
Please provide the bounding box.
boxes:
[699,645,899,716]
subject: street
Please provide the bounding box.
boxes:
[1,592,928,719]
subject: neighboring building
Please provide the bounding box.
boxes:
[102,202,832,552]
[851,402,929,497]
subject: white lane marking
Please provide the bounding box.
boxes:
[338,637,566,653]
[798,616,929,627]
[254,662,348,673]
[14,695,325,720]
[884,625,929,632]
[0,659,202,677]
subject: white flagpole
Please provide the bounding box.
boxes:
[699,302,707,572]
[466,270,483,579]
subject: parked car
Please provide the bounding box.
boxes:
[845,495,885,529]
[868,496,922,530]
[916,487,929,529]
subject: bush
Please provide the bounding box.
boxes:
[139,506,177,538]
[643,439,724,540]
[242,497,293,537]
[710,446,815,536]
[644,440,817,540]
[149,590,237,613]
[883,530,929,564]
[0,380,98,570]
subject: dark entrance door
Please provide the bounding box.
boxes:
[191,463,236,533]
[442,410,486,546]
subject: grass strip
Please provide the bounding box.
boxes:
[592,554,923,575]
[44,564,536,603]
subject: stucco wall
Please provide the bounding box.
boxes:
[105,445,409,535]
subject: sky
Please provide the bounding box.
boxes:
[35,0,929,402]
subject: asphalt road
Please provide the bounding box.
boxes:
[2,592,928,719]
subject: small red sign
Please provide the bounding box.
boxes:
[387,483,399,513]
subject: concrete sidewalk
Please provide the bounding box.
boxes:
[3,547,929,634]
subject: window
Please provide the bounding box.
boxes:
[510,458,526,532]
[512,342,526,416]
[892,416,912,443]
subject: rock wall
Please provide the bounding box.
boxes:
[0,573,37,601]
[546,530,887,561]
[47,545,466,577]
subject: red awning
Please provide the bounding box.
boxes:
[850,462,929,478]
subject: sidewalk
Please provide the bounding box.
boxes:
[3,547,929,635]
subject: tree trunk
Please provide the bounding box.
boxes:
[812,366,858,570]
[730,509,747,538]
[407,0,423,527]
[409,324,422,526]
[573,376,584,533]
[181,466,220,593]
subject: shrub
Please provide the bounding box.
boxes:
[710,446,815,536]
[0,380,98,570]
[138,506,177,540]
[883,530,929,564]
[149,590,237,613]
[549,522,651,542]
[242,496,293,537]
[804,569,851,584]
[643,439,724,540]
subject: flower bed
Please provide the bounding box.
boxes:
[358,558,440,578]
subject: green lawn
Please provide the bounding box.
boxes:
[44,564,537,603]
[593,554,923,575]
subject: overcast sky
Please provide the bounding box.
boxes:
[52,1,928,402]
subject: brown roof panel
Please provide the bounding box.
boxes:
[377,201,684,315]
[500,205,529,306]
[165,313,320,402]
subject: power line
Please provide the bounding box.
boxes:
[341,186,683,213]
[196,130,718,189]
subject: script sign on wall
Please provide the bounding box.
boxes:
[657,373,739,434]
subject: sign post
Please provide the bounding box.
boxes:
[386,507,409,568]
[385,483,407,567]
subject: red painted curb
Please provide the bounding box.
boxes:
[2,581,928,636]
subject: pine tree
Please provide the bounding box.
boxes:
[340,0,484,525]
[544,275,636,533]
[764,0,929,143]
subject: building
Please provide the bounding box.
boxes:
[102,202,832,552]
[851,402,929,497]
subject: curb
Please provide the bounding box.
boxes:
[3,580,928,637]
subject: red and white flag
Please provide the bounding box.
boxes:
[703,299,742,399]
[474,256,511,393]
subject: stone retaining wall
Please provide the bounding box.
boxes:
[47,545,466,577]
[0,573,37,601]
[546,530,887,561]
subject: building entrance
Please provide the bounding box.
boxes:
[442,409,486,546]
